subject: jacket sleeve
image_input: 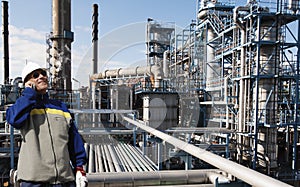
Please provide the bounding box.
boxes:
[68,117,87,168]
[6,87,37,129]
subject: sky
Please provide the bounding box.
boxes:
[0,0,199,88]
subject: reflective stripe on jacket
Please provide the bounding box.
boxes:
[6,87,87,184]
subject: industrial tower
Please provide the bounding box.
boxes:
[167,0,300,178]
[47,0,73,91]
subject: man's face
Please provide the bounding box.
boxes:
[27,69,48,94]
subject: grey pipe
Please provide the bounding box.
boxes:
[100,145,109,172]
[108,144,122,172]
[96,145,104,172]
[233,6,250,30]
[119,143,143,171]
[103,144,115,172]
[163,50,169,78]
[122,116,292,187]
[90,65,163,80]
[88,144,95,173]
[87,169,228,185]
[117,144,138,172]
[94,145,99,173]
[127,145,156,171]
[114,144,129,172]
[123,143,149,171]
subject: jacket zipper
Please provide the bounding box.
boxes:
[44,108,59,183]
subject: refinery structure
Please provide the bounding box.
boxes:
[1,0,300,186]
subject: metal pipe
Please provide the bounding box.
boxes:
[94,145,99,173]
[103,144,115,172]
[120,143,143,171]
[51,0,73,90]
[233,6,250,30]
[224,76,229,128]
[87,169,228,185]
[100,145,108,172]
[92,4,98,74]
[127,145,156,171]
[163,50,169,78]
[90,65,163,80]
[96,145,104,172]
[2,0,9,84]
[107,144,122,172]
[114,144,128,172]
[84,143,89,172]
[122,116,292,187]
[134,145,158,170]
[123,144,149,171]
[88,144,95,173]
[117,144,138,172]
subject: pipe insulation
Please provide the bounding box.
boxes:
[87,169,228,185]
[90,65,163,80]
[122,116,292,187]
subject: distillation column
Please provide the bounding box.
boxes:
[49,0,74,91]
[253,16,279,170]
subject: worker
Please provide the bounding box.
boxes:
[6,62,88,187]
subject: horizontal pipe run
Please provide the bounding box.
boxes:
[122,116,292,187]
[87,169,228,185]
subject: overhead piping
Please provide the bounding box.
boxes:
[122,116,292,187]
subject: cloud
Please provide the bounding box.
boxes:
[10,25,46,42]
[0,25,48,83]
[74,25,91,33]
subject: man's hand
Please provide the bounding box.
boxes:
[76,166,88,187]
[24,81,36,90]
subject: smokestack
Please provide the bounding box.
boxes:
[51,0,73,91]
[92,4,98,74]
[2,1,9,84]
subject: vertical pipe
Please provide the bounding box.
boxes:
[2,1,9,84]
[292,16,300,172]
[10,125,14,169]
[226,134,229,159]
[238,28,246,163]
[163,50,169,78]
[157,143,161,170]
[92,4,101,129]
[206,28,216,89]
[143,131,147,155]
[253,16,262,170]
[133,129,136,147]
[224,76,229,128]
[92,4,98,74]
[239,28,246,133]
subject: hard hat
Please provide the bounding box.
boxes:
[21,62,45,83]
